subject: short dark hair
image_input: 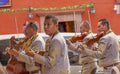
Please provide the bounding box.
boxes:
[98,18,110,29]
[45,14,58,24]
[23,21,39,31]
[81,20,91,29]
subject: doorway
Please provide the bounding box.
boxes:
[58,21,75,32]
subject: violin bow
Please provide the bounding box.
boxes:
[88,10,92,32]
[14,16,21,40]
[88,10,96,39]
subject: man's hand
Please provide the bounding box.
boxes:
[66,39,71,45]
[78,44,84,50]
[26,50,35,57]
[6,47,19,56]
[92,47,98,51]
[78,43,87,50]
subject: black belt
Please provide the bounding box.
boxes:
[104,62,120,69]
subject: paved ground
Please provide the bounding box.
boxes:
[4,65,104,74]
[70,65,104,74]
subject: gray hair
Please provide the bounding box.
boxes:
[45,14,58,24]
[81,20,91,29]
[23,21,39,31]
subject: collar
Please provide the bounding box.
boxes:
[85,31,92,37]
[50,31,59,40]
[106,29,112,35]
[88,31,92,34]
[29,33,38,41]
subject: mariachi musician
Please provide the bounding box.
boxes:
[79,18,120,74]
[24,14,70,74]
[6,21,45,74]
[66,20,98,74]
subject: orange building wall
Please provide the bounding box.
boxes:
[0,0,120,34]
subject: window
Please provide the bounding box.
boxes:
[0,0,12,7]
[58,21,75,32]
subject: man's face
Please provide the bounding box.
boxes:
[44,18,57,36]
[80,24,88,33]
[23,26,34,38]
[97,22,105,33]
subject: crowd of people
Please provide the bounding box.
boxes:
[0,14,120,74]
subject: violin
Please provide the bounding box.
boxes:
[85,32,105,45]
[13,36,45,56]
[6,36,29,74]
[16,37,29,48]
[69,32,88,43]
